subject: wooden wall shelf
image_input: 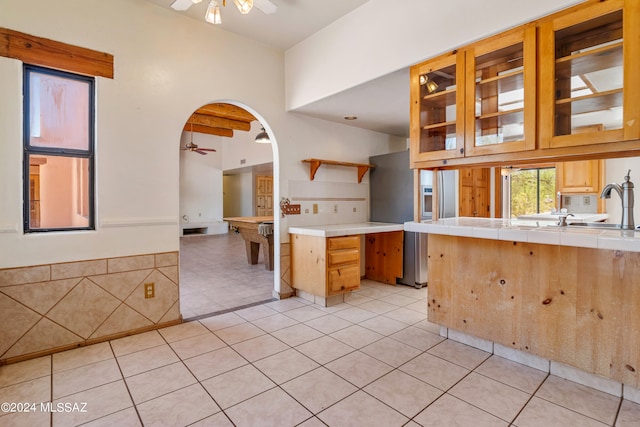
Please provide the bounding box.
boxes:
[302,158,375,183]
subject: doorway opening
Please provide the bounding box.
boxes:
[177,102,279,319]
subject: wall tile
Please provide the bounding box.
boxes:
[158,266,179,285]
[3,318,83,359]
[159,300,181,324]
[108,255,154,274]
[90,304,154,339]
[46,279,121,339]
[89,270,152,301]
[125,270,179,323]
[0,251,179,363]
[0,278,80,315]
[0,265,50,287]
[0,294,42,358]
[51,260,107,280]
[155,252,178,268]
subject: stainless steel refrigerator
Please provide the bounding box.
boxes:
[370,151,457,288]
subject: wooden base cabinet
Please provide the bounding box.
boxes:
[290,234,360,298]
[290,231,404,300]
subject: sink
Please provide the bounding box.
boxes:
[567,222,620,229]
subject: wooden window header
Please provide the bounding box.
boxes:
[0,28,113,79]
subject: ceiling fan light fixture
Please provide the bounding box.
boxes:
[234,0,253,14]
[205,0,222,24]
[254,127,270,143]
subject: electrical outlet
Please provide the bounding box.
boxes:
[144,282,155,299]
[583,196,591,205]
[313,204,318,214]
[305,208,309,214]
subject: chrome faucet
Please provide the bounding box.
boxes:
[600,169,635,230]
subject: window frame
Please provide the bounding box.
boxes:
[22,64,96,233]
[509,166,556,218]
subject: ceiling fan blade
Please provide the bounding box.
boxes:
[194,150,208,155]
[254,0,277,14]
[171,0,197,11]
[198,148,217,152]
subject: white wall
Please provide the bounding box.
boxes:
[0,0,402,271]
[222,121,274,171]
[604,157,640,226]
[285,0,583,110]
[179,132,224,225]
[222,173,254,217]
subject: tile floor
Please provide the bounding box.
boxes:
[2,280,640,427]
[179,233,275,319]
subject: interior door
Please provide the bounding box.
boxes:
[255,175,273,216]
[459,167,489,217]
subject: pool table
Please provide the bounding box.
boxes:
[224,216,274,271]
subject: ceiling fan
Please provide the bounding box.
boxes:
[181,124,217,155]
[171,0,277,24]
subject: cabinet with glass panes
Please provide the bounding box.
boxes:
[539,0,640,148]
[465,25,536,156]
[410,51,465,162]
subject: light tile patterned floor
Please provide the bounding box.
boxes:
[1,281,640,427]
[179,233,275,319]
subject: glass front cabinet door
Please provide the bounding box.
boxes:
[410,51,465,162]
[539,0,640,148]
[464,26,537,156]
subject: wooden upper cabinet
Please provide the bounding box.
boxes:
[410,51,465,162]
[538,0,640,148]
[464,26,537,156]
[410,27,536,163]
[556,160,602,193]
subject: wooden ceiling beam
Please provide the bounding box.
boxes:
[195,103,256,123]
[183,123,234,138]
[188,113,251,131]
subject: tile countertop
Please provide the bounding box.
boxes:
[404,217,640,253]
[288,222,404,237]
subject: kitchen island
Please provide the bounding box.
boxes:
[406,217,640,387]
[289,222,404,306]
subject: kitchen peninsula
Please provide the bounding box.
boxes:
[289,222,404,306]
[406,217,640,387]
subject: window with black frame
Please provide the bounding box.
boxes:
[509,167,556,218]
[23,65,95,232]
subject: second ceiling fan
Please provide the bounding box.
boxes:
[181,123,217,155]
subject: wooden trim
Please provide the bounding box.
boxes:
[0,317,182,366]
[623,0,640,140]
[412,138,640,170]
[0,28,114,78]
[493,167,502,218]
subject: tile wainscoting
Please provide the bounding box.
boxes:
[278,242,295,299]
[0,252,181,364]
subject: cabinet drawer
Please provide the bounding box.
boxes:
[328,249,359,266]
[328,265,360,294]
[327,236,359,251]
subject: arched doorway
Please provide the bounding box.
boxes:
[177,101,280,319]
